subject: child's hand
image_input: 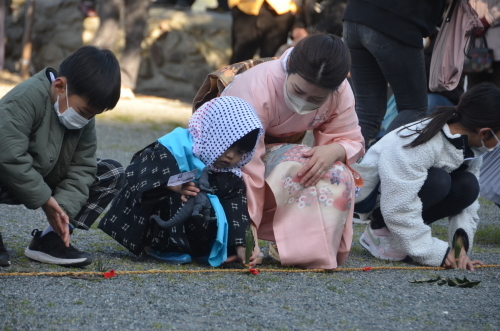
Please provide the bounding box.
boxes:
[180,182,199,202]
[248,244,261,268]
[225,245,262,266]
[167,182,200,202]
[442,247,484,271]
[42,197,70,247]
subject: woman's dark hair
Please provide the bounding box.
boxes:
[59,46,121,112]
[234,129,260,152]
[400,82,500,148]
[287,33,351,90]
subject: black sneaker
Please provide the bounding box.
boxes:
[24,229,92,267]
[0,232,11,267]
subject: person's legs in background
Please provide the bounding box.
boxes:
[344,21,427,143]
[0,0,5,71]
[426,93,454,115]
[371,29,428,136]
[230,7,259,64]
[93,0,150,99]
[257,4,294,58]
[92,0,122,50]
[120,0,150,95]
[343,20,388,145]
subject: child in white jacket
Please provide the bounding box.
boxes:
[353,83,500,270]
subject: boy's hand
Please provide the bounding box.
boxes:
[442,247,484,271]
[41,197,70,247]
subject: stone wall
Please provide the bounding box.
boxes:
[5,1,232,100]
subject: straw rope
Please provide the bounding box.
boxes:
[0,265,498,277]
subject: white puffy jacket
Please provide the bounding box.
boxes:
[352,121,482,266]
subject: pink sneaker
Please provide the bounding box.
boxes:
[359,225,407,261]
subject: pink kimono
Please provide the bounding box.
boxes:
[221,49,365,269]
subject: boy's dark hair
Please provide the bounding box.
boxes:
[234,129,260,152]
[400,82,500,148]
[287,33,351,91]
[59,46,121,112]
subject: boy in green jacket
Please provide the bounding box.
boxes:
[0,46,124,267]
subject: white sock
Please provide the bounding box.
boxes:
[40,224,74,237]
[41,226,54,237]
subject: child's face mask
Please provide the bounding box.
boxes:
[54,86,90,130]
[471,129,500,156]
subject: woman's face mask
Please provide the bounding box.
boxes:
[283,74,331,115]
[54,85,90,130]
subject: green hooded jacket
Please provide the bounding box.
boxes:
[0,68,97,219]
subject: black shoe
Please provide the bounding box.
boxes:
[24,229,92,267]
[0,232,11,267]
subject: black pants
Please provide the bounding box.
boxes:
[230,5,294,64]
[0,159,125,230]
[371,168,480,229]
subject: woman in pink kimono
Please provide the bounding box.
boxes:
[221,33,365,269]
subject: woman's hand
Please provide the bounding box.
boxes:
[297,143,346,187]
[168,182,200,202]
[442,247,484,271]
[41,197,70,247]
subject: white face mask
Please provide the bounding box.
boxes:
[471,129,500,156]
[54,86,90,130]
[283,79,319,115]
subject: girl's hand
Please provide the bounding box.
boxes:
[442,247,484,271]
[248,245,261,268]
[226,245,261,267]
[180,182,199,202]
[297,143,346,187]
[168,182,199,202]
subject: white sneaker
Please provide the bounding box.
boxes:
[359,225,407,261]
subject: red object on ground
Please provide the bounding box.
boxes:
[249,268,259,275]
[103,270,116,279]
[363,267,372,271]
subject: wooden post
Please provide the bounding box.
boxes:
[20,0,35,79]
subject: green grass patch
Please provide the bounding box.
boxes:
[475,225,500,246]
[431,224,448,241]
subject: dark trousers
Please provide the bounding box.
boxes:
[0,159,125,230]
[370,168,480,229]
[230,5,294,64]
[343,20,428,144]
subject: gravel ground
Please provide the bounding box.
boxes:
[1,98,500,331]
